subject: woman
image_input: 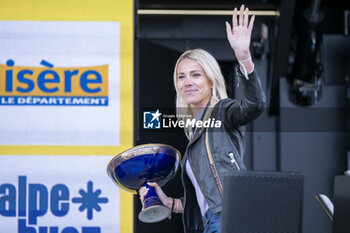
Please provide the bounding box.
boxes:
[140,5,265,233]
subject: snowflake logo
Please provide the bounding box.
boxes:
[72,181,108,220]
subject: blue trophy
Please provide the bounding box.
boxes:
[107,144,181,223]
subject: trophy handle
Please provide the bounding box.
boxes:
[138,183,171,223]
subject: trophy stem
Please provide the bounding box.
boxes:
[138,183,171,223]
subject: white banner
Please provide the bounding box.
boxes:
[0,155,120,233]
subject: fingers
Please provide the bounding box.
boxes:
[248,15,255,31]
[144,182,167,199]
[146,181,158,188]
[232,5,250,28]
[147,182,162,194]
[239,5,244,26]
[139,186,149,204]
[232,7,238,27]
[140,182,172,208]
[244,8,249,27]
[233,5,253,29]
[149,182,167,199]
[225,21,232,37]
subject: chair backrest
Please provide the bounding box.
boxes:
[221,171,304,233]
[333,175,350,233]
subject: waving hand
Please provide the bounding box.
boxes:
[225,5,255,61]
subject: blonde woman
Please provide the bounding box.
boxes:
[140,5,265,233]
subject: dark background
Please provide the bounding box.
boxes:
[134,0,350,232]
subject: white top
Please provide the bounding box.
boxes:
[186,159,209,216]
[185,107,209,216]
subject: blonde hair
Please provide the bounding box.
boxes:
[173,49,228,139]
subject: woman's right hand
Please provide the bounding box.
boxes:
[139,182,173,209]
[225,4,254,61]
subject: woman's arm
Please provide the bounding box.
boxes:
[226,5,255,75]
[223,5,266,127]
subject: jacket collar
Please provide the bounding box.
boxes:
[187,101,216,146]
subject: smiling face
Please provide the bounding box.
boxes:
[176,58,212,110]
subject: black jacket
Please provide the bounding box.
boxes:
[181,69,266,233]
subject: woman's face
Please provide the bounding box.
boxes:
[176,58,212,110]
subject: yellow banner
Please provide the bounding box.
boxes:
[0,63,109,96]
[0,1,134,233]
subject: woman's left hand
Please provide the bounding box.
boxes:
[225,4,255,61]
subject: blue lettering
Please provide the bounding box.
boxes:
[38,70,60,93]
[80,71,102,93]
[62,227,79,233]
[29,184,48,224]
[19,219,61,233]
[64,70,79,92]
[40,60,54,68]
[0,184,16,216]
[51,184,69,217]
[19,176,27,217]
[2,177,104,233]
[7,59,15,66]
[39,227,48,233]
[17,70,35,93]
[49,227,59,233]
[18,219,36,233]
[4,60,105,95]
[82,227,101,233]
[6,59,15,92]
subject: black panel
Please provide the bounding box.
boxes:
[134,40,185,233]
[221,171,304,233]
[333,176,350,233]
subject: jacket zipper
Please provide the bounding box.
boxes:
[228,152,241,171]
[205,128,223,196]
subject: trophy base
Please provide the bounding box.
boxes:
[138,205,171,223]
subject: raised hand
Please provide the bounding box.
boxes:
[225,5,255,61]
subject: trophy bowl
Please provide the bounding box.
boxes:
[107,143,181,223]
